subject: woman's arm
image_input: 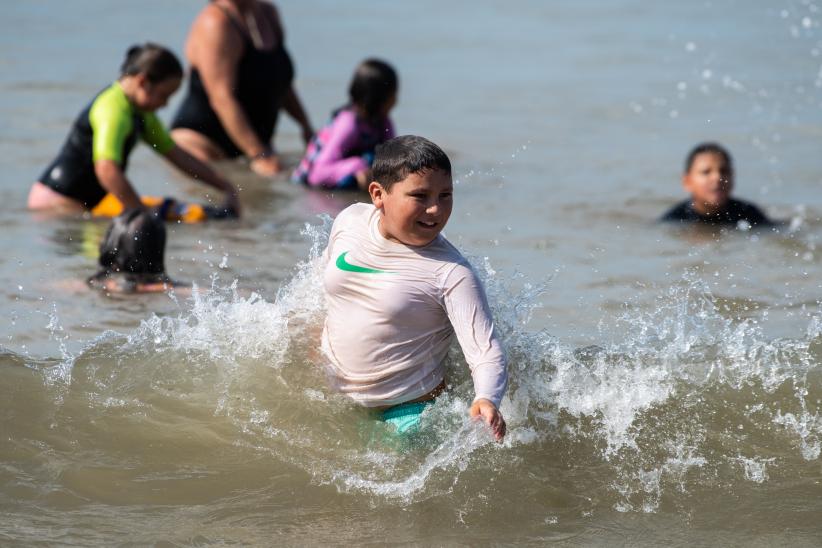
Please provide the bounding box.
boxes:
[164,145,241,215]
[189,5,278,173]
[265,2,313,144]
[282,86,313,144]
[94,160,143,210]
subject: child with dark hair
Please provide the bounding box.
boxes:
[29,43,241,223]
[87,209,182,294]
[320,135,507,440]
[292,59,397,190]
[660,142,772,227]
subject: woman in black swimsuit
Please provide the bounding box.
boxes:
[171,0,313,177]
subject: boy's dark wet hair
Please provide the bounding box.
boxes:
[372,135,451,191]
[88,209,169,291]
[349,58,398,121]
[120,43,183,84]
[684,142,733,174]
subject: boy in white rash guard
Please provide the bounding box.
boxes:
[321,135,507,440]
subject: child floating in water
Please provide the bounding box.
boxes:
[660,142,772,228]
[292,59,397,190]
[320,135,507,440]
[87,209,183,294]
[28,43,240,223]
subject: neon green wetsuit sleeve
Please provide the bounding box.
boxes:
[141,111,176,155]
[89,83,134,164]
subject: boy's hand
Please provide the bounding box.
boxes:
[469,398,506,441]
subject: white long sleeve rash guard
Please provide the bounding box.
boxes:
[321,203,508,408]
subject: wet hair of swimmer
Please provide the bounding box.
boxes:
[371,135,452,192]
[120,43,183,84]
[91,209,169,285]
[684,142,734,174]
[348,58,398,121]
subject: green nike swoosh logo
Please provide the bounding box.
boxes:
[336,251,389,274]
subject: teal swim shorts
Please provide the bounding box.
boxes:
[380,401,432,434]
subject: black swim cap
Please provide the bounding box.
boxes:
[98,209,166,275]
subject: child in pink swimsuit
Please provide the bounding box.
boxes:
[293,59,397,190]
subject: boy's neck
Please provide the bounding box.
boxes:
[691,199,728,216]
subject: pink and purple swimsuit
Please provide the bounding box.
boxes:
[293,107,394,189]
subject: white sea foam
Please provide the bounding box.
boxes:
[738,456,774,483]
[28,220,822,511]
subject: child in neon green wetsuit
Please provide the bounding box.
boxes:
[28,43,241,222]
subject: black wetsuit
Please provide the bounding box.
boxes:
[38,82,175,208]
[660,198,771,227]
[171,7,295,158]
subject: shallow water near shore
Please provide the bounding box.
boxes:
[2,0,822,545]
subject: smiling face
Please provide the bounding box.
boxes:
[369,169,453,246]
[683,151,734,214]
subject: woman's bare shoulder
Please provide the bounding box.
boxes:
[187,4,244,64]
[190,3,242,42]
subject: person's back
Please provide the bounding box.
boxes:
[660,142,771,228]
[321,135,507,440]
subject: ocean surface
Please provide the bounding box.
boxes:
[2,0,822,545]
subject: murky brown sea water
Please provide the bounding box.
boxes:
[2,1,822,545]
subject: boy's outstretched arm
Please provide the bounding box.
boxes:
[470,398,506,441]
[443,263,509,443]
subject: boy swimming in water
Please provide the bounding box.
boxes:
[321,135,507,440]
[660,142,772,227]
